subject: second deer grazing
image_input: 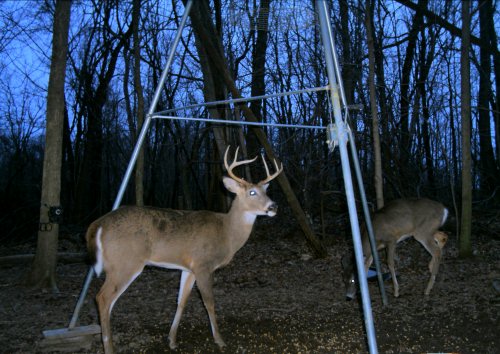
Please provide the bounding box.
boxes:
[341,198,448,299]
[86,146,283,354]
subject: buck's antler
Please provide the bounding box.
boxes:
[224,146,283,186]
[224,146,257,185]
[258,153,283,185]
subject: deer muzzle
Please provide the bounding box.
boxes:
[266,202,278,216]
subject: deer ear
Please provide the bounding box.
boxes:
[223,176,243,194]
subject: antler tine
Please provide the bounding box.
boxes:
[224,146,257,185]
[259,153,283,185]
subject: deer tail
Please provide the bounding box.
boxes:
[441,207,449,227]
[86,223,104,276]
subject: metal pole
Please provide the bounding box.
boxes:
[322,0,386,306]
[152,114,327,130]
[347,128,388,307]
[67,0,194,330]
[323,8,386,305]
[155,85,330,115]
[316,1,378,353]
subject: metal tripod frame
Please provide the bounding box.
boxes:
[66,1,385,353]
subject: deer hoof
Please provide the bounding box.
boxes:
[168,337,178,350]
[215,338,226,348]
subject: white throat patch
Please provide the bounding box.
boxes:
[243,211,258,225]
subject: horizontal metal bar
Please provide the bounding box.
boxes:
[151,114,327,130]
[154,85,331,115]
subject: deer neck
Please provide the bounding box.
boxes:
[225,200,257,252]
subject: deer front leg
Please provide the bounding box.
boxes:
[423,231,447,295]
[195,271,225,348]
[386,242,399,297]
[424,248,442,295]
[169,271,196,349]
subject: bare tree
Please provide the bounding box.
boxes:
[477,0,499,198]
[71,1,132,221]
[25,0,71,289]
[460,0,472,258]
[132,0,145,206]
[247,0,271,161]
[398,0,425,192]
[365,0,383,209]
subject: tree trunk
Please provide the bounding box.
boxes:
[371,3,394,198]
[365,0,384,209]
[25,0,71,290]
[247,0,271,164]
[191,0,230,211]
[339,0,355,127]
[488,6,500,178]
[460,0,472,258]
[185,0,326,257]
[398,0,425,190]
[417,31,437,190]
[133,0,145,206]
[478,0,499,198]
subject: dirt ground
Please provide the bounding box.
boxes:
[1,211,499,354]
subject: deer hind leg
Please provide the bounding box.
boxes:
[386,242,400,297]
[168,271,195,349]
[418,231,448,295]
[96,266,144,354]
[194,271,225,348]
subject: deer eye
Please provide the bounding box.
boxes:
[249,190,257,196]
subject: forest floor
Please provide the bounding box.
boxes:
[0,208,499,354]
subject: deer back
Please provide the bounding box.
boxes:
[368,198,448,249]
[86,206,234,273]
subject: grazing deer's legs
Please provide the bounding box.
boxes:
[96,266,144,354]
[417,231,448,295]
[195,272,225,348]
[386,242,400,297]
[168,271,196,349]
[364,254,374,270]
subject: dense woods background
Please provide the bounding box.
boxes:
[0,0,499,280]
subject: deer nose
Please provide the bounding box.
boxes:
[267,202,278,213]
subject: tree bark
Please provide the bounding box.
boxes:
[478,0,499,197]
[487,6,500,176]
[247,0,271,164]
[365,0,384,209]
[25,0,71,290]
[371,3,394,197]
[460,0,472,258]
[398,0,425,189]
[133,0,145,206]
[339,0,355,124]
[417,30,437,190]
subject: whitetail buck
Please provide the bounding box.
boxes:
[341,198,448,299]
[86,146,282,353]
